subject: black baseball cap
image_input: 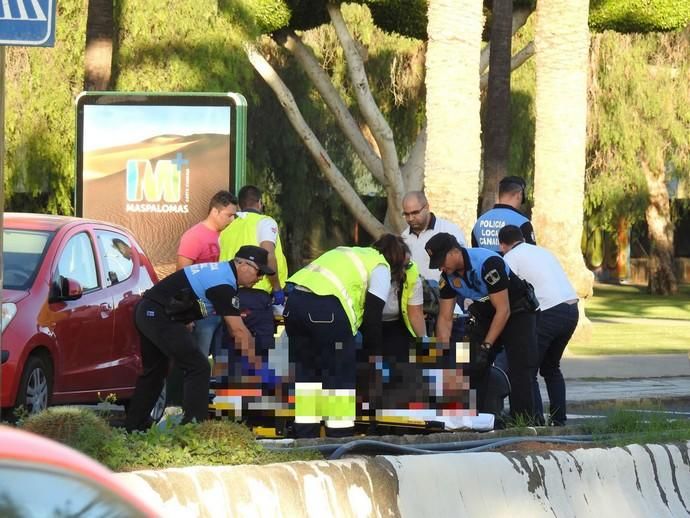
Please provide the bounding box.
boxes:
[426,233,461,269]
[234,245,275,275]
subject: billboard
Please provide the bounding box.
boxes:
[75,92,247,277]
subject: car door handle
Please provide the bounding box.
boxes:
[100,303,113,317]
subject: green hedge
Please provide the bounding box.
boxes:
[590,0,690,32]
[4,1,86,214]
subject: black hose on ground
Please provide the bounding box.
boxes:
[261,434,595,459]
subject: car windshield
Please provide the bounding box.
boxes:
[3,229,54,290]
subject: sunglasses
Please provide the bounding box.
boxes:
[241,261,264,278]
[402,204,427,218]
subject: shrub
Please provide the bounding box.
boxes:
[21,407,113,460]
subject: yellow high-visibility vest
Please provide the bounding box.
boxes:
[288,247,389,333]
[219,212,288,293]
[400,261,421,337]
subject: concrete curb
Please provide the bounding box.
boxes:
[116,441,690,517]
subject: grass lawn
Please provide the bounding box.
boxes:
[567,283,690,356]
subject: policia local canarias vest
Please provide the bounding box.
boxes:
[472,207,530,252]
[442,247,511,301]
[400,261,421,337]
[288,247,390,333]
[218,211,288,293]
[183,262,238,316]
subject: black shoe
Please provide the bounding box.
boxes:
[325,426,355,438]
[293,423,321,439]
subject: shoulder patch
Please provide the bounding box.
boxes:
[231,296,240,310]
[439,277,447,290]
[452,277,462,288]
[484,269,501,286]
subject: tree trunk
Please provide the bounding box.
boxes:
[424,0,483,238]
[532,0,593,337]
[481,0,513,214]
[84,0,114,91]
[245,44,386,238]
[643,161,677,295]
[615,216,629,281]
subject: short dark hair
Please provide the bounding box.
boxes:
[498,225,525,246]
[498,176,526,197]
[372,233,409,283]
[208,190,237,213]
[238,185,262,209]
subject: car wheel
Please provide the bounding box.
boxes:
[16,355,52,415]
[150,381,167,422]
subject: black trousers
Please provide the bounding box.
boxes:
[501,311,538,419]
[125,299,211,431]
[284,290,356,388]
[469,310,537,420]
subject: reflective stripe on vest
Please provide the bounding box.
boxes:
[287,247,389,333]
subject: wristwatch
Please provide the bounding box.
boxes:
[480,341,493,351]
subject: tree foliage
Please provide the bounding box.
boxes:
[586,29,690,229]
[4,1,87,214]
[590,0,690,33]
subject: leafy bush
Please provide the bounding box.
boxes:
[590,0,690,32]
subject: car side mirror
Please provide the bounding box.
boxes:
[50,276,84,302]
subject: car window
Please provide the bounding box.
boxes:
[96,231,134,286]
[56,232,99,291]
[0,463,147,517]
[2,229,53,290]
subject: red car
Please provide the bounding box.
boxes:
[1,213,159,416]
[0,425,159,516]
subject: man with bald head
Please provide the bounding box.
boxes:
[400,191,466,283]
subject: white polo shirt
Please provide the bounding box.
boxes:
[503,243,577,311]
[401,214,467,282]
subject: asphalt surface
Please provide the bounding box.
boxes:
[556,352,690,420]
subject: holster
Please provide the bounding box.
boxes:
[160,288,205,323]
[509,279,540,314]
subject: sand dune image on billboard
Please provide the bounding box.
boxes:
[82,133,232,277]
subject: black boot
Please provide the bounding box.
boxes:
[325,426,355,438]
[293,422,321,439]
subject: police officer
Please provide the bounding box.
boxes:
[426,232,538,421]
[472,176,536,252]
[218,185,288,358]
[284,234,407,438]
[499,225,579,426]
[124,245,274,432]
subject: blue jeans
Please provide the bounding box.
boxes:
[192,315,221,357]
[534,302,579,425]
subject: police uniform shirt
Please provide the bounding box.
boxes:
[472,204,536,252]
[402,213,467,282]
[439,248,510,301]
[503,243,577,311]
[145,263,241,318]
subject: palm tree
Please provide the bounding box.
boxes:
[84,0,114,90]
[532,0,594,323]
[481,0,513,213]
[424,0,484,237]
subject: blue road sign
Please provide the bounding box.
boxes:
[0,0,56,47]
